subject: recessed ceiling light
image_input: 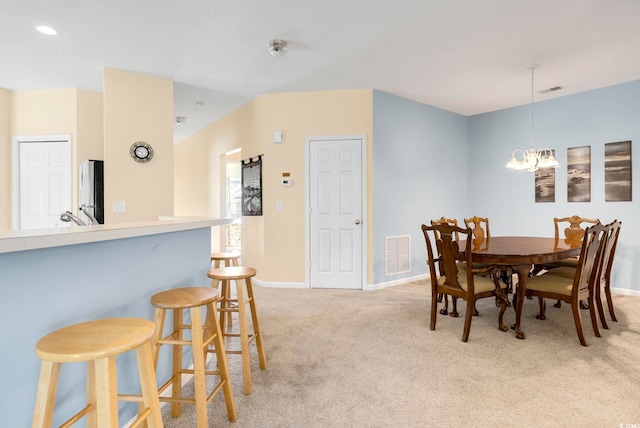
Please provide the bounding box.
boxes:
[35,25,58,36]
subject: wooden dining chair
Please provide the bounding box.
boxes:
[525,222,607,346]
[430,217,460,315]
[546,220,622,330]
[421,223,508,342]
[594,220,622,329]
[537,215,600,308]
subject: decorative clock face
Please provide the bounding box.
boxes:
[130,142,153,163]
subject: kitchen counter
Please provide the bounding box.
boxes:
[0,216,232,253]
[0,216,231,426]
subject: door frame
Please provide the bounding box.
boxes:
[11,134,73,229]
[305,134,367,289]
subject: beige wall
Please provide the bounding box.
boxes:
[174,89,374,284]
[76,89,104,164]
[8,88,103,224]
[4,69,171,229]
[0,88,10,229]
[103,68,174,223]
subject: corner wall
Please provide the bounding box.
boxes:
[372,90,469,285]
[174,89,374,284]
[469,80,640,292]
[3,88,103,228]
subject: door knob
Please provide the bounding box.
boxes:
[355,219,361,225]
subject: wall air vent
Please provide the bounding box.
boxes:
[385,235,410,276]
[539,86,563,94]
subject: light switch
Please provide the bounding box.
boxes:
[113,201,126,213]
[273,130,283,143]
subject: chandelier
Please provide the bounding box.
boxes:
[506,66,560,172]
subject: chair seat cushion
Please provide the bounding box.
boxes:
[526,272,573,296]
[437,266,505,294]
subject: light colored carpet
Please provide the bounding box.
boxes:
[160,281,640,427]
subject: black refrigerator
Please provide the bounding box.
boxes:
[78,159,104,224]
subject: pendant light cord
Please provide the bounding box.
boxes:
[530,66,535,151]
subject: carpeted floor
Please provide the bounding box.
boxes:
[160,281,640,427]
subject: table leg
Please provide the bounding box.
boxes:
[512,264,532,340]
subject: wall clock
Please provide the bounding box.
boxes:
[130,141,153,163]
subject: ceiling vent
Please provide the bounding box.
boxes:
[539,86,563,94]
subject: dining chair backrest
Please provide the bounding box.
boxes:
[572,222,607,298]
[422,222,474,296]
[554,215,600,248]
[431,217,460,242]
[464,216,490,241]
[464,216,490,251]
[597,220,622,286]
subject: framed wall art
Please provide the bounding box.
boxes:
[535,150,556,203]
[604,140,632,202]
[241,155,263,216]
[567,146,591,202]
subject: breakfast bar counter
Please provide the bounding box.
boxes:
[0,217,231,427]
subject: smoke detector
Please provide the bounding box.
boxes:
[269,39,288,57]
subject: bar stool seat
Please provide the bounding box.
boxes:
[210,252,241,268]
[148,287,236,427]
[32,317,162,428]
[207,266,266,395]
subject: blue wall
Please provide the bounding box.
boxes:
[372,81,639,292]
[373,90,468,284]
[468,80,640,292]
[0,228,212,427]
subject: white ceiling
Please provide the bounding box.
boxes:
[3,0,640,142]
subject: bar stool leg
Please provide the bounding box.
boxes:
[171,308,182,418]
[205,302,237,421]
[93,356,118,427]
[135,341,163,428]
[236,282,253,394]
[190,306,208,428]
[86,361,97,427]
[32,360,60,427]
[246,277,266,369]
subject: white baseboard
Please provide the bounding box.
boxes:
[365,273,429,291]
[252,278,307,288]
[611,287,640,297]
[249,275,639,297]
[253,275,429,291]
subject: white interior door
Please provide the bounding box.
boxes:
[18,140,72,229]
[308,137,363,289]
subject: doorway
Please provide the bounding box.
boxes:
[12,135,72,229]
[224,148,242,252]
[306,135,366,289]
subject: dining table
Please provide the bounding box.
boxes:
[467,236,581,339]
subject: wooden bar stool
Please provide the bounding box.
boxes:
[210,252,241,269]
[148,287,236,427]
[210,252,241,328]
[207,266,266,395]
[32,317,162,428]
